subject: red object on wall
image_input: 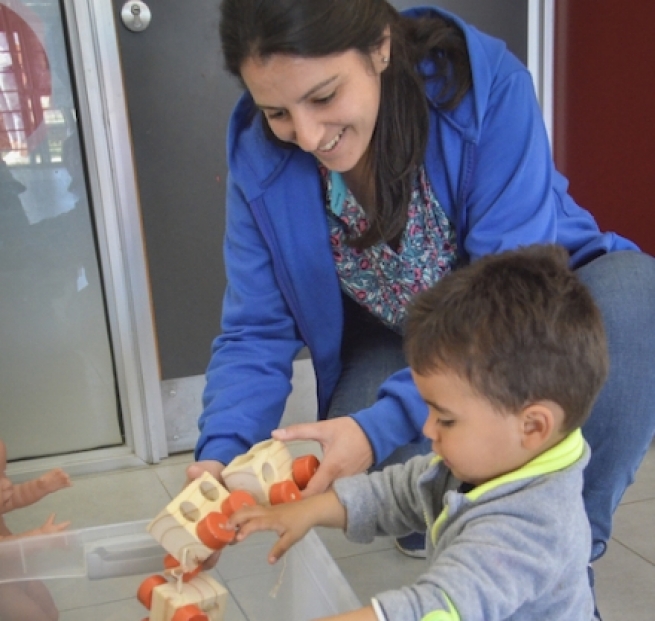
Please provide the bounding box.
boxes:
[553,1,655,257]
[0,4,51,153]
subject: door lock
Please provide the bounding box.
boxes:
[121,1,151,32]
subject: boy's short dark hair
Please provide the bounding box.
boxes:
[404,244,609,432]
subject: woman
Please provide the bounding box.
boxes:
[188,0,655,567]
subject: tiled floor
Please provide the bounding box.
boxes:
[5,440,655,620]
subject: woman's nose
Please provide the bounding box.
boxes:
[292,114,322,152]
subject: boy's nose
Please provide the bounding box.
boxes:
[423,419,439,443]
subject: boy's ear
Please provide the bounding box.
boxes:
[519,403,560,450]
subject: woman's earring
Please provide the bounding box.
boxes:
[381,56,390,63]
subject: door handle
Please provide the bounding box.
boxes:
[121,1,152,32]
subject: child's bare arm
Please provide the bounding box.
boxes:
[230,489,346,563]
[6,469,71,511]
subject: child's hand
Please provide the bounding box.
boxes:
[229,500,316,564]
[39,469,71,494]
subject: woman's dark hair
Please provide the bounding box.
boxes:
[219,0,472,250]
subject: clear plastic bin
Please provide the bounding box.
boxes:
[0,520,361,620]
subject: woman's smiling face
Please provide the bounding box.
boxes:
[240,46,389,175]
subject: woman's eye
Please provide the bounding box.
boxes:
[314,92,336,105]
[437,419,455,428]
[261,107,287,121]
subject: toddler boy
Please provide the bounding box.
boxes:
[230,244,608,621]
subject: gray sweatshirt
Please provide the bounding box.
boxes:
[333,430,595,620]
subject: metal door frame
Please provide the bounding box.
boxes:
[527,0,555,144]
[8,0,168,477]
[65,0,166,466]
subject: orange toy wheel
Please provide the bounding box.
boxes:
[292,454,320,490]
[221,489,257,517]
[171,604,209,621]
[196,511,235,549]
[137,574,167,609]
[269,480,302,505]
[163,553,202,582]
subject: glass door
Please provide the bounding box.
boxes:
[0,0,122,461]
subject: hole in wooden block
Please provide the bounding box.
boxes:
[199,480,220,501]
[180,501,200,522]
[262,462,275,484]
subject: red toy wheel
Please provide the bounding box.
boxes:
[196,511,235,549]
[171,604,209,621]
[269,480,302,505]
[292,454,320,490]
[137,574,167,609]
[221,489,257,517]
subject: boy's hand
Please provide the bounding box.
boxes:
[229,500,316,563]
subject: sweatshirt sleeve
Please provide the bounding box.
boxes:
[195,174,304,464]
[351,367,428,465]
[333,455,437,542]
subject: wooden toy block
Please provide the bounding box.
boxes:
[147,472,233,570]
[140,571,228,621]
[222,439,294,504]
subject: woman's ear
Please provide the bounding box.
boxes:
[374,26,392,73]
[519,402,561,450]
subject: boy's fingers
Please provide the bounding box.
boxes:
[268,532,294,563]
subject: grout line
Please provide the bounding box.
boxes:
[605,538,655,568]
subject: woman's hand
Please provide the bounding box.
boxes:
[185,460,225,487]
[273,418,374,496]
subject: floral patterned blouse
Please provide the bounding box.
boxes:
[320,164,458,333]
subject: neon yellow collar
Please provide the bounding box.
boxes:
[430,429,585,543]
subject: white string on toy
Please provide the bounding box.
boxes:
[268,555,288,598]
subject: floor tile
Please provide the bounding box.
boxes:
[3,468,172,533]
[594,540,655,621]
[153,453,193,498]
[621,441,655,504]
[611,498,655,564]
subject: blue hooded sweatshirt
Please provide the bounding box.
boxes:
[195,6,636,465]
